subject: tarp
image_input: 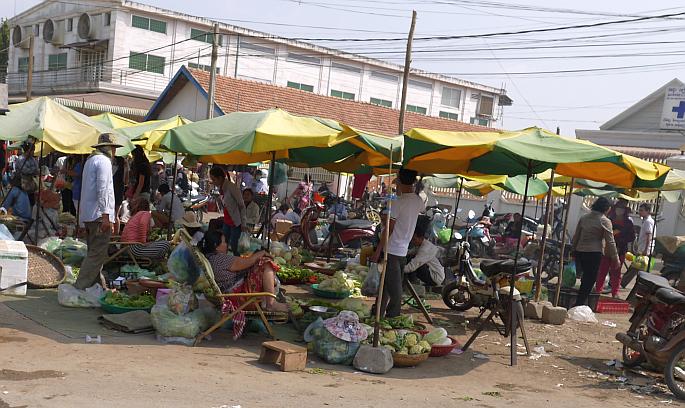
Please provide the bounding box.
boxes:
[117,116,192,151]
[0,97,133,155]
[403,127,670,189]
[90,112,138,128]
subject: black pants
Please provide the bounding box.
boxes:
[575,252,603,307]
[380,254,406,318]
[407,264,437,286]
[61,189,75,216]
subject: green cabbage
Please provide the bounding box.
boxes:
[424,328,448,345]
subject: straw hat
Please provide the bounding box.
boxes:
[178,212,202,228]
[323,311,368,343]
[92,133,123,148]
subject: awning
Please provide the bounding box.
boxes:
[60,39,109,50]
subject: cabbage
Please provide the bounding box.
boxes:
[404,333,419,347]
[424,328,448,345]
[418,340,432,353]
[436,338,453,346]
[409,345,424,355]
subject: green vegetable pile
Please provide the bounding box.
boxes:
[277,265,316,283]
[377,330,431,355]
[365,314,416,330]
[103,291,155,309]
[148,228,167,242]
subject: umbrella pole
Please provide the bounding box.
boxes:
[509,161,532,367]
[647,191,661,272]
[266,152,276,251]
[34,141,44,244]
[554,180,574,307]
[448,177,464,244]
[373,145,394,348]
[534,170,555,301]
[75,155,84,238]
[166,152,178,241]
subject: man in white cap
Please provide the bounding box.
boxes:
[74,133,121,290]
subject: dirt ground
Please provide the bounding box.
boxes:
[0,285,680,408]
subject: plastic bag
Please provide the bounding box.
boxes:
[167,283,198,315]
[150,304,218,340]
[361,263,380,296]
[437,228,451,244]
[308,328,361,365]
[166,242,200,284]
[567,305,598,323]
[237,232,251,255]
[562,260,577,288]
[57,283,104,308]
[0,224,15,241]
[39,237,63,253]
[57,238,88,266]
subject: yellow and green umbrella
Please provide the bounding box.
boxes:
[117,116,192,150]
[424,174,550,197]
[403,127,670,189]
[0,97,133,155]
[90,112,139,128]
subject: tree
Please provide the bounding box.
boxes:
[0,19,8,82]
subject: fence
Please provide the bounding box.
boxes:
[430,186,485,201]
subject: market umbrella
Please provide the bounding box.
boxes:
[424,174,549,197]
[0,97,134,155]
[118,116,192,150]
[403,127,670,189]
[90,112,139,128]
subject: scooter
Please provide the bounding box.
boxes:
[616,271,685,400]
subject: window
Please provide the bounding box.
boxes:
[470,117,490,126]
[48,53,67,71]
[331,89,354,100]
[439,111,458,121]
[67,18,73,32]
[287,52,320,65]
[370,97,392,108]
[407,104,427,115]
[441,86,461,108]
[190,28,222,45]
[331,62,361,73]
[408,79,432,90]
[478,95,494,116]
[18,57,30,73]
[371,70,398,82]
[287,81,314,92]
[188,62,220,74]
[131,15,166,34]
[34,24,40,36]
[129,52,165,74]
[104,12,111,26]
[239,39,275,55]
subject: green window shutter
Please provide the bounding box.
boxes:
[331,89,342,98]
[149,19,167,34]
[371,97,392,107]
[287,81,299,89]
[146,54,165,74]
[301,84,314,92]
[342,91,354,100]
[48,53,67,71]
[407,104,426,114]
[18,57,29,73]
[191,28,208,43]
[132,15,149,30]
[439,111,458,120]
[129,52,147,70]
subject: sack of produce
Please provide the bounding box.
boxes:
[39,237,63,254]
[237,232,251,255]
[150,304,218,340]
[167,283,198,315]
[57,283,103,308]
[308,311,367,365]
[57,238,87,266]
[361,263,380,296]
[166,242,200,284]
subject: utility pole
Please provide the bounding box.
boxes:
[206,23,219,119]
[397,10,417,134]
[26,34,34,101]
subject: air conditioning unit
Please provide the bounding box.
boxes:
[12,26,29,49]
[77,13,98,39]
[43,19,65,46]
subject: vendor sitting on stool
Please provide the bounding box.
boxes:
[2,176,32,221]
[404,222,445,287]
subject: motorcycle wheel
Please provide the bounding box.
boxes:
[664,341,685,400]
[283,230,304,248]
[366,209,381,225]
[441,280,474,311]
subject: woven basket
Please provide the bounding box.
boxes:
[392,351,430,367]
[26,245,66,289]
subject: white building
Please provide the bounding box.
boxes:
[7,0,511,124]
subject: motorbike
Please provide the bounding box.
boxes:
[482,200,495,219]
[442,212,533,313]
[282,202,375,255]
[616,271,685,400]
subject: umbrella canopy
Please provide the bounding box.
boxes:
[0,97,134,155]
[424,174,549,197]
[161,108,357,164]
[403,127,670,189]
[90,112,139,128]
[574,188,681,203]
[118,116,192,150]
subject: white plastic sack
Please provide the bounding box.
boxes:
[0,224,15,241]
[567,305,598,323]
[57,283,104,308]
[361,262,380,296]
[237,232,251,255]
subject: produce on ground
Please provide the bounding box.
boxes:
[336,297,370,319]
[423,328,451,345]
[376,329,431,355]
[364,314,416,330]
[276,264,316,283]
[317,271,356,293]
[102,291,155,309]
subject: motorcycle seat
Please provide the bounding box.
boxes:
[637,272,671,290]
[334,219,374,230]
[655,287,685,305]
[479,259,532,277]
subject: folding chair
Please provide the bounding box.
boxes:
[169,230,286,346]
[104,238,154,268]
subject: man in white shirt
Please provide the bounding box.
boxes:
[405,224,445,286]
[74,134,121,290]
[372,168,425,318]
[637,203,655,255]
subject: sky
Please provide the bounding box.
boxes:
[3,0,685,135]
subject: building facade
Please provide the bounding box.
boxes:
[7,0,511,125]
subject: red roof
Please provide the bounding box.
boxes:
[184,68,491,136]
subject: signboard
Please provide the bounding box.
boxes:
[661,86,685,130]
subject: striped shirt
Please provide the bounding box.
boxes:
[121,211,152,243]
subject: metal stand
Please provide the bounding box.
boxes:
[403,278,433,324]
[461,301,530,355]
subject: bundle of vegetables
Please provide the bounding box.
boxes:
[344,263,369,281]
[148,228,167,242]
[276,265,316,284]
[102,291,155,309]
[365,314,415,330]
[336,298,370,319]
[317,271,356,293]
[56,238,87,266]
[378,330,431,355]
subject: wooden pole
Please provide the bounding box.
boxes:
[397,10,417,135]
[554,180,574,307]
[206,23,219,120]
[534,170,555,301]
[373,145,394,348]
[448,177,464,242]
[26,34,34,101]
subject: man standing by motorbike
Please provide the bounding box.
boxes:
[637,203,655,256]
[371,168,425,318]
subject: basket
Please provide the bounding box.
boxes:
[556,288,599,312]
[392,352,430,367]
[595,298,631,314]
[417,330,462,357]
[311,284,350,299]
[26,245,66,289]
[98,295,153,314]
